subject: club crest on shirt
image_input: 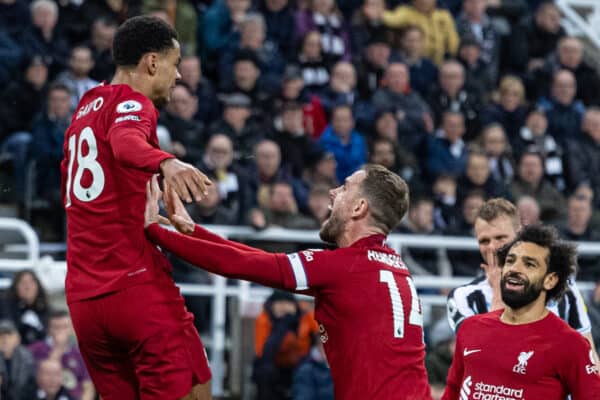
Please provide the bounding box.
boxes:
[116,100,142,113]
[512,351,534,374]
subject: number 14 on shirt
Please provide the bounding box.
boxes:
[380,270,423,338]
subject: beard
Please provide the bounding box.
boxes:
[500,273,545,309]
[319,209,343,244]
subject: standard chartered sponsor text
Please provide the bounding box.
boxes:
[473,381,524,400]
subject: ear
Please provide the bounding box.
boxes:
[351,197,369,219]
[543,272,558,292]
[142,53,159,76]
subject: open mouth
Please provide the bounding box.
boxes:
[504,276,526,291]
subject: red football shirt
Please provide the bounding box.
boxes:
[443,310,600,400]
[61,84,174,303]
[146,224,432,400]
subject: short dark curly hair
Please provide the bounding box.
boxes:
[496,224,577,304]
[112,16,178,67]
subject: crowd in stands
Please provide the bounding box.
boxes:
[2,0,600,277]
[0,270,93,399]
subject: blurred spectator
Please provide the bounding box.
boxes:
[54,0,87,46]
[349,0,388,56]
[208,92,264,163]
[258,0,296,59]
[80,0,139,26]
[510,150,566,222]
[455,0,501,82]
[29,310,94,400]
[445,189,486,275]
[516,195,541,226]
[221,49,275,113]
[505,1,565,75]
[427,60,482,141]
[425,318,455,399]
[220,13,285,90]
[482,75,527,141]
[425,111,468,180]
[56,45,99,110]
[397,196,444,275]
[457,149,508,203]
[87,17,117,82]
[0,56,48,204]
[559,196,600,281]
[457,36,495,96]
[0,319,36,400]
[397,25,438,98]
[144,2,198,57]
[29,82,72,219]
[368,137,423,195]
[566,107,600,210]
[382,0,459,66]
[35,358,74,400]
[203,0,251,64]
[0,31,23,88]
[536,70,585,147]
[354,30,394,101]
[531,36,600,106]
[185,177,237,225]
[295,31,331,95]
[0,0,30,40]
[246,139,294,209]
[252,290,319,400]
[21,0,70,78]
[270,101,323,179]
[197,134,253,225]
[159,82,204,164]
[301,151,338,191]
[294,0,351,63]
[0,55,48,143]
[1,270,48,345]
[513,108,565,191]
[371,62,433,153]
[480,123,514,185]
[318,104,367,182]
[249,181,317,234]
[306,183,332,225]
[178,55,219,127]
[291,339,334,400]
[317,61,358,116]
[432,174,460,230]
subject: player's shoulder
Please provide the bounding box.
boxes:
[110,84,154,112]
[460,309,501,330]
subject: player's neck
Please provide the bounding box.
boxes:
[337,223,385,248]
[111,68,153,100]
[500,296,549,325]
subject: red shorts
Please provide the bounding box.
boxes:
[69,276,211,400]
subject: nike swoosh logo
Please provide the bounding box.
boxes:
[464,349,481,356]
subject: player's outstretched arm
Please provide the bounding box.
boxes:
[145,177,292,289]
[162,179,269,255]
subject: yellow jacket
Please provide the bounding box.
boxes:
[383,5,459,66]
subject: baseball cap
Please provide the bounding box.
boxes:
[219,92,252,108]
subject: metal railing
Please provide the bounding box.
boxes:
[0,220,599,395]
[557,0,600,49]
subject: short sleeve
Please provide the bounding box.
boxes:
[557,332,600,399]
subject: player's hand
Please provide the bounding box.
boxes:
[163,180,196,235]
[159,158,211,203]
[482,249,505,311]
[144,175,163,228]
